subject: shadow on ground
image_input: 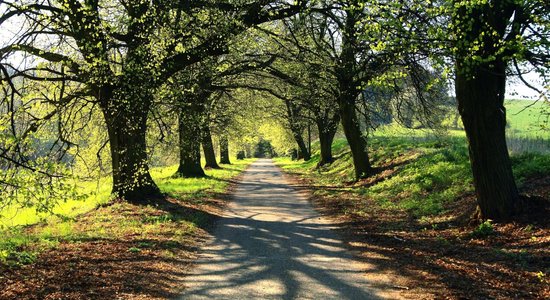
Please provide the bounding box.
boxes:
[0,196,222,300]
[180,160,396,300]
[286,172,550,299]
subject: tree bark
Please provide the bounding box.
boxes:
[453,0,521,220]
[176,103,205,178]
[318,130,335,166]
[219,134,231,164]
[283,98,310,161]
[291,129,311,161]
[335,9,372,179]
[101,88,161,203]
[296,148,303,160]
[316,112,339,166]
[338,98,372,178]
[456,62,520,220]
[201,120,220,169]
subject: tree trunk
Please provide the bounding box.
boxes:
[452,0,521,221]
[296,148,303,160]
[219,134,231,164]
[318,130,335,166]
[292,130,311,161]
[316,113,339,166]
[176,104,205,177]
[201,120,220,169]
[307,121,311,155]
[338,97,372,178]
[335,9,372,179]
[284,98,310,161]
[456,62,520,220]
[101,89,161,203]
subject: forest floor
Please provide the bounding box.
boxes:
[277,157,550,299]
[0,197,220,299]
[0,160,254,300]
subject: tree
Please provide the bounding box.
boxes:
[267,58,339,165]
[392,0,549,219]
[1,0,307,202]
[274,3,394,178]
[449,0,550,219]
[219,133,232,164]
[170,64,211,178]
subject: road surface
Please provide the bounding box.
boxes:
[181,159,398,300]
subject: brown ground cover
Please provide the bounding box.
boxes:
[0,182,240,300]
[283,171,550,299]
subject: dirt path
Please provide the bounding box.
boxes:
[180,159,402,300]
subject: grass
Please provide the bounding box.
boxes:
[275,131,550,219]
[441,99,550,153]
[156,164,248,198]
[505,99,549,138]
[0,160,252,228]
[444,99,550,137]
[0,159,255,267]
[0,177,112,229]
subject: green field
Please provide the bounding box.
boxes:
[385,99,550,153]
[505,99,549,137]
[445,99,549,137]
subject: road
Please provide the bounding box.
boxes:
[180,159,398,300]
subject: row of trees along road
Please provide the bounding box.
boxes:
[0,0,307,203]
[1,0,549,221]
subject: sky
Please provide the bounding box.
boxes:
[506,72,548,100]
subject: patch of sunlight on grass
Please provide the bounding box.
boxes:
[1,159,256,266]
[0,159,255,229]
[0,176,113,228]
[276,132,550,219]
[273,157,307,170]
[158,159,255,197]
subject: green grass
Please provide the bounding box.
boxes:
[0,159,254,267]
[504,100,550,154]
[505,99,549,138]
[0,159,253,228]
[443,99,549,137]
[440,99,550,153]
[0,178,113,229]
[279,101,550,217]
[156,164,249,198]
[275,132,550,219]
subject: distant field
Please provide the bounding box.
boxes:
[505,99,549,137]
[441,99,548,136]
[371,99,550,154]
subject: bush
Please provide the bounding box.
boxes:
[236,151,245,160]
[471,220,494,238]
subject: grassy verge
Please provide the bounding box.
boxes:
[274,134,550,298]
[0,159,254,298]
[276,134,550,219]
[0,161,253,228]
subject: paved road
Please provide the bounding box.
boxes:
[180,159,393,300]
